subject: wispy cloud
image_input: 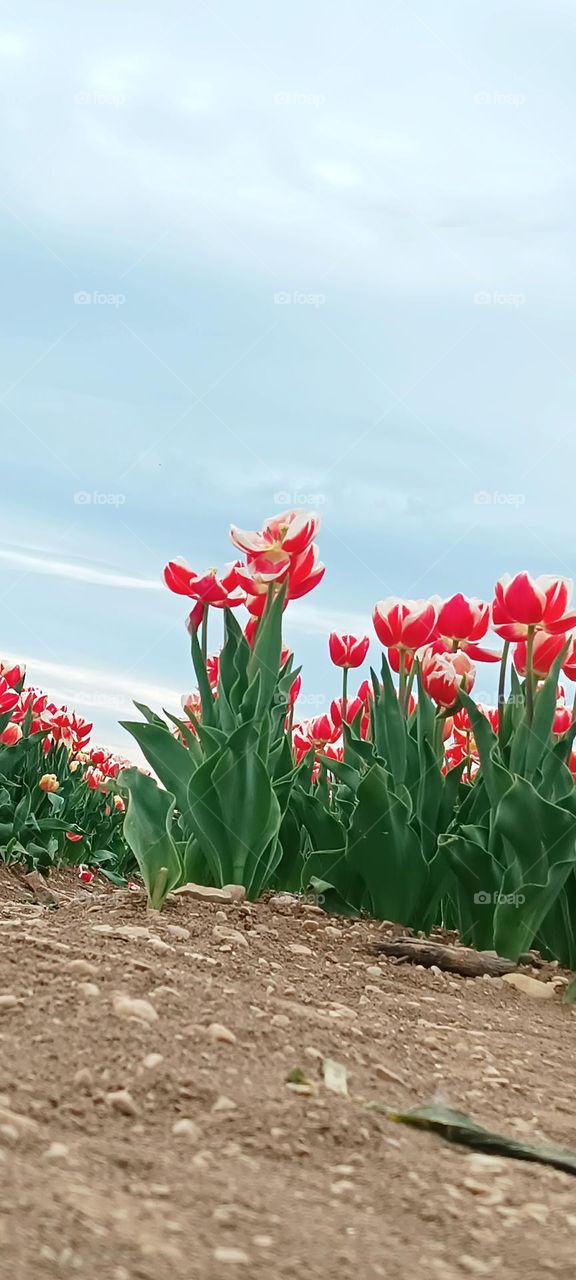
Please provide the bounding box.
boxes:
[0,545,162,591]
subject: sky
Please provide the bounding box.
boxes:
[1,0,576,754]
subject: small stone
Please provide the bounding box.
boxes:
[366,965,382,979]
[374,1064,408,1086]
[502,973,555,999]
[142,1053,164,1070]
[172,1118,200,1139]
[44,1142,69,1160]
[213,927,248,949]
[66,959,98,976]
[304,1046,323,1060]
[213,1247,251,1265]
[73,1067,93,1088]
[112,994,158,1024]
[106,1090,139,1117]
[207,1023,237,1044]
[324,926,341,940]
[271,1014,290,1028]
[78,982,100,999]
[165,924,191,939]
[330,1180,355,1196]
[172,884,245,904]
[323,1058,349,1096]
[0,995,18,1012]
[269,894,298,913]
[288,944,312,957]
[0,1106,38,1135]
[253,1236,274,1248]
[212,1096,237,1113]
[148,937,173,953]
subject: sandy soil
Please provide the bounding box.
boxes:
[0,865,575,1279]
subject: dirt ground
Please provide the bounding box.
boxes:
[1,867,575,1279]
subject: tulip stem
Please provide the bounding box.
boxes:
[398,651,407,716]
[342,667,349,726]
[525,625,535,725]
[201,607,209,663]
[497,639,510,748]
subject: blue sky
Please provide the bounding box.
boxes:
[1,0,575,753]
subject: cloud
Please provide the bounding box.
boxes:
[0,545,163,590]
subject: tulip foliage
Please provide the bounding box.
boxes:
[110,518,576,967]
[0,662,131,878]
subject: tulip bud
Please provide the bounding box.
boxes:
[38,773,60,793]
[0,722,22,747]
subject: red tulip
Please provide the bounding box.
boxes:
[373,598,438,652]
[328,633,370,669]
[164,560,245,608]
[420,647,476,708]
[0,722,22,746]
[513,631,567,679]
[66,832,83,843]
[562,637,576,682]
[553,699,572,735]
[330,695,364,728]
[492,573,576,640]
[206,655,220,690]
[0,662,25,688]
[78,866,94,883]
[0,678,19,716]
[230,510,320,559]
[288,674,301,708]
[438,593,490,642]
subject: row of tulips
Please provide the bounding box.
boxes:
[0,661,133,881]
[119,513,576,968]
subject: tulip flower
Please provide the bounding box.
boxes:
[438,593,501,663]
[66,832,83,843]
[0,662,25,688]
[78,866,95,884]
[0,722,22,746]
[562,637,576,683]
[330,695,364,729]
[39,773,60,793]
[239,543,325,613]
[553,698,572,735]
[329,632,370,727]
[206,655,220,691]
[0,677,19,716]
[513,631,568,680]
[420,647,476,709]
[373,598,438,651]
[230,510,320,560]
[329,633,370,669]
[492,573,576,640]
[163,560,245,607]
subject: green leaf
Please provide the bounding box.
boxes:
[121,768,182,909]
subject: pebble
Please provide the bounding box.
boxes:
[142,1053,164,1070]
[271,1014,290,1028]
[253,1236,274,1248]
[66,959,98,976]
[0,995,18,1012]
[213,927,248,949]
[44,1142,70,1160]
[213,1247,251,1265]
[502,973,555,999]
[112,994,158,1024]
[106,1090,139,1117]
[173,884,246,904]
[73,1067,93,1088]
[330,1180,355,1196]
[172,1118,201,1139]
[288,944,312,957]
[78,982,100,999]
[212,1096,237,1112]
[165,925,191,939]
[324,927,341,940]
[207,1023,237,1044]
[365,966,382,979]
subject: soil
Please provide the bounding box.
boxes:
[1,865,575,1280]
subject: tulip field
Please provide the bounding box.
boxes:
[3,509,576,968]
